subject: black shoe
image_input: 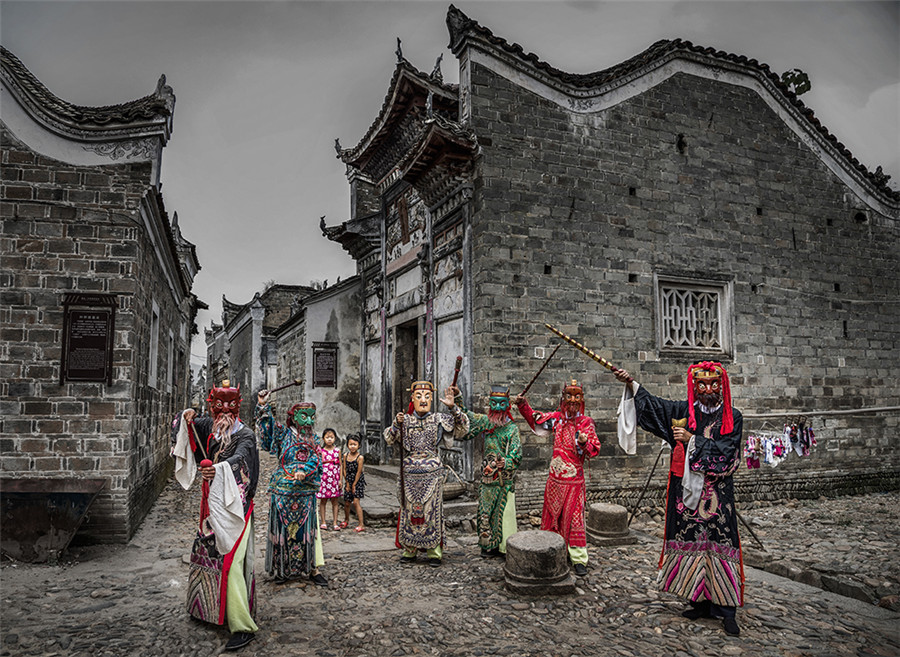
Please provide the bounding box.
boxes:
[681,601,711,620]
[723,617,740,636]
[428,557,442,567]
[480,548,500,559]
[400,554,416,563]
[310,572,328,587]
[573,563,588,577]
[225,632,254,651]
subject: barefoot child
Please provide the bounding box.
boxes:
[341,434,366,532]
[317,428,343,531]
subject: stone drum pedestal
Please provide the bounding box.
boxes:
[586,503,638,546]
[503,530,577,595]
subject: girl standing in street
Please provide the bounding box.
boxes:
[318,428,343,531]
[341,434,366,532]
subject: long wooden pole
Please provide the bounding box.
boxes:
[545,323,633,383]
[519,344,561,397]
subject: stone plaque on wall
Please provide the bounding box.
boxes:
[61,294,117,385]
[312,341,338,388]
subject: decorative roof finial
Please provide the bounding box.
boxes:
[431,54,443,82]
[334,137,342,156]
[319,216,327,232]
[396,38,403,62]
[154,74,175,113]
[873,166,891,185]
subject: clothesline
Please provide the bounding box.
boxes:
[745,420,816,469]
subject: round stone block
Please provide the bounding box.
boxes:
[586,502,638,546]
[503,530,576,595]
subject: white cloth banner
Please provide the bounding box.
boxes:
[681,435,704,510]
[173,410,196,490]
[206,461,246,555]
[616,382,640,455]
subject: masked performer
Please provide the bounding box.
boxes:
[452,385,522,557]
[255,391,327,587]
[383,381,469,566]
[515,380,600,577]
[172,381,259,652]
[614,362,743,637]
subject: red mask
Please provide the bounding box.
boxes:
[208,385,241,419]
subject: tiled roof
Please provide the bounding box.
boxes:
[338,58,458,168]
[446,5,898,202]
[1,45,173,127]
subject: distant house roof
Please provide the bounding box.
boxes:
[445,4,897,203]
[0,45,174,144]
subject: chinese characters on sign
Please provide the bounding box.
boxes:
[61,294,117,384]
[312,342,338,388]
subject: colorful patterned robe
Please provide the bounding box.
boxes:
[255,404,322,580]
[517,400,600,548]
[456,397,522,552]
[175,413,259,627]
[632,386,745,607]
[383,407,469,550]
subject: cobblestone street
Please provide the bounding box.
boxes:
[2,451,898,657]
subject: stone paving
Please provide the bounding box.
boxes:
[1,451,898,657]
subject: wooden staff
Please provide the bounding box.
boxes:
[519,344,561,397]
[268,377,303,394]
[451,356,463,387]
[544,323,633,383]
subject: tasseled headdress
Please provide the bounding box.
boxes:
[686,361,734,434]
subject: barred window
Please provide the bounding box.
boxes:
[656,277,732,355]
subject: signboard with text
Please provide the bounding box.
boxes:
[61,294,117,385]
[312,342,338,388]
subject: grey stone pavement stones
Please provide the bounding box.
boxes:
[1,450,897,657]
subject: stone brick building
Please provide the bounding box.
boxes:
[326,7,899,507]
[273,275,363,439]
[0,46,202,543]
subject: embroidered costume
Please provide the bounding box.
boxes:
[455,386,522,555]
[516,380,600,569]
[255,401,322,582]
[384,381,469,564]
[616,361,744,636]
[173,382,259,650]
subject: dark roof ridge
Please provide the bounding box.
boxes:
[0,45,174,128]
[445,5,898,202]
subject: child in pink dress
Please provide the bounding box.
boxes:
[317,428,343,531]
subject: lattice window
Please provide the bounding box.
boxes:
[656,279,731,354]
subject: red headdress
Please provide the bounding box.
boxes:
[686,361,733,434]
[559,379,585,416]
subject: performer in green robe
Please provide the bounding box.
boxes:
[453,385,522,557]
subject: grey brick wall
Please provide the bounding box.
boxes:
[466,64,900,506]
[1,124,193,542]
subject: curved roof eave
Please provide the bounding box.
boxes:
[445,5,899,207]
[0,45,174,144]
[338,59,458,169]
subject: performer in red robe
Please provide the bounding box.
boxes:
[614,362,744,637]
[515,380,600,576]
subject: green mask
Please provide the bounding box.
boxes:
[489,397,510,412]
[293,409,316,427]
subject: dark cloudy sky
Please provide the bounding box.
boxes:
[3,0,897,367]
